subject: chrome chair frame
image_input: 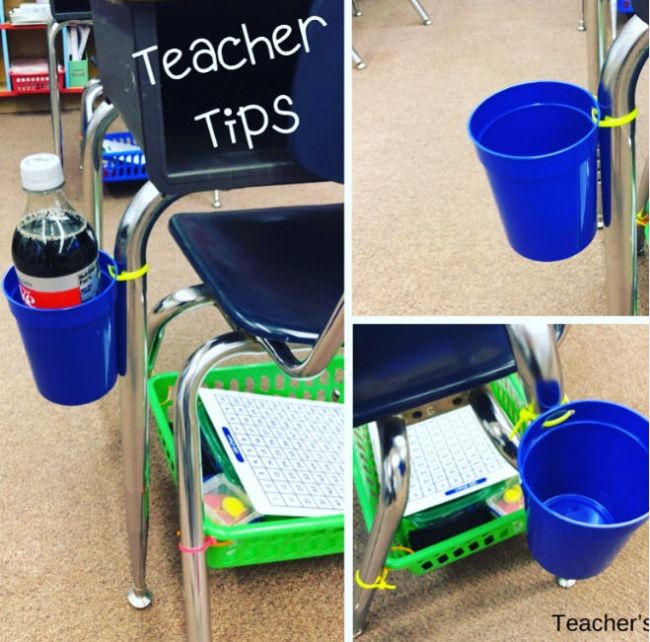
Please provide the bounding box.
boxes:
[583,2,648,314]
[47,17,93,163]
[78,92,345,639]
[353,324,566,636]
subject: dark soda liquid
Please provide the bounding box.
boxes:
[12,209,98,279]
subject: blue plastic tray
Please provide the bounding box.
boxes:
[102,132,148,183]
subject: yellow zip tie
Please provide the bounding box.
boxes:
[108,263,149,281]
[355,568,396,591]
[509,403,538,440]
[591,106,638,128]
[509,396,571,439]
[354,546,414,591]
[542,408,575,427]
[637,211,649,226]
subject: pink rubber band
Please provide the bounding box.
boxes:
[178,536,216,554]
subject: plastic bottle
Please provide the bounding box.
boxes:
[11,153,99,308]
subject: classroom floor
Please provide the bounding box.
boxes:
[352,0,649,316]
[354,323,649,641]
[0,111,343,641]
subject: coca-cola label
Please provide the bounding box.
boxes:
[16,259,99,308]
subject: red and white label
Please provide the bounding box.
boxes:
[16,260,99,309]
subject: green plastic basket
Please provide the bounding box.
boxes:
[354,374,528,576]
[149,356,344,569]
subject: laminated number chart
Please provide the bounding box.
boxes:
[198,389,344,518]
[370,405,517,516]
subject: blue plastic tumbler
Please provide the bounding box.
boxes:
[518,400,649,579]
[3,251,118,406]
[468,81,599,262]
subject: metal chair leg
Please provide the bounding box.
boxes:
[352,47,367,70]
[82,99,117,249]
[47,18,93,164]
[353,0,363,17]
[353,416,409,637]
[406,0,432,26]
[211,190,221,209]
[114,182,180,610]
[147,284,217,373]
[506,324,564,413]
[578,0,586,30]
[80,79,104,168]
[637,157,648,255]
[599,15,649,314]
[174,332,265,642]
[47,19,64,162]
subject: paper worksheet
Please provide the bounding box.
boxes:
[198,388,344,518]
[369,405,517,516]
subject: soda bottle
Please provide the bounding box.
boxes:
[11,153,100,309]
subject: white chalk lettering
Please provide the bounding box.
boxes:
[162,48,191,81]
[241,23,275,66]
[298,15,328,53]
[194,107,222,148]
[272,95,300,134]
[190,38,219,74]
[237,104,270,149]
[132,45,159,86]
[223,108,238,144]
[272,24,301,57]
[134,17,328,84]
[217,37,246,71]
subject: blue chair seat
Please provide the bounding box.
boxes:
[169,204,343,345]
[353,325,516,426]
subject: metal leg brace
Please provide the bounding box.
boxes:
[599,15,649,314]
[47,18,93,164]
[637,157,649,255]
[578,0,586,30]
[114,182,180,609]
[353,416,410,637]
[174,332,266,642]
[406,0,432,26]
[352,47,367,70]
[79,79,105,168]
[82,99,118,249]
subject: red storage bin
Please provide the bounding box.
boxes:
[9,65,64,94]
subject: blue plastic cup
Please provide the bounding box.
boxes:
[468,81,599,261]
[518,401,649,579]
[3,251,118,406]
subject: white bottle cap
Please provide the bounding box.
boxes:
[20,153,65,192]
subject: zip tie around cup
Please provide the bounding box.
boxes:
[591,106,638,128]
[176,532,233,554]
[509,396,571,439]
[108,263,149,282]
[354,546,414,591]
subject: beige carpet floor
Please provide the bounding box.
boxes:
[0,110,343,641]
[354,323,649,641]
[352,0,649,316]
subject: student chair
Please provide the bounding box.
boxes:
[353,324,565,636]
[86,1,343,641]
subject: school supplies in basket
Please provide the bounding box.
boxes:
[198,389,344,518]
[369,405,518,517]
[202,474,260,526]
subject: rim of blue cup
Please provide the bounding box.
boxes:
[519,400,649,530]
[2,250,117,314]
[468,80,600,163]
